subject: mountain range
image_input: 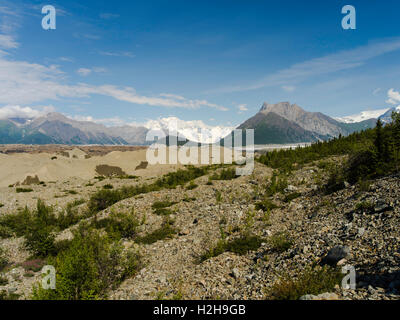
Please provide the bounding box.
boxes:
[238,102,378,144]
[0,102,397,145]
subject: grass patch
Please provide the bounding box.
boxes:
[283,192,301,203]
[88,166,214,213]
[210,168,238,181]
[355,201,374,213]
[135,218,177,245]
[269,232,293,253]
[265,265,343,300]
[186,181,198,190]
[152,201,177,210]
[200,234,264,262]
[255,199,278,212]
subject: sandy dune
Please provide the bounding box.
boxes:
[0,146,245,187]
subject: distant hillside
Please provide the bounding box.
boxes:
[237,102,377,144]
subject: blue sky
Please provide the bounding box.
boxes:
[1,0,400,127]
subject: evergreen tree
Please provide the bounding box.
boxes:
[374,119,384,160]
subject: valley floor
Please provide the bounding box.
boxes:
[0,156,399,300]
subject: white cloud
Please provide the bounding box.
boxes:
[77,67,106,76]
[386,88,400,105]
[99,51,135,58]
[77,68,92,76]
[0,105,55,119]
[210,38,400,93]
[237,104,248,113]
[59,57,74,62]
[0,34,18,49]
[0,54,227,111]
[282,85,295,92]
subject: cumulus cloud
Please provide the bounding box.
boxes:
[386,88,400,105]
[0,105,55,119]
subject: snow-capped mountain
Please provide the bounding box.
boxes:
[143,117,235,144]
[335,108,390,123]
[379,106,400,123]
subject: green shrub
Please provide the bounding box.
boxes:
[88,189,122,213]
[266,266,343,300]
[186,181,198,190]
[283,192,301,203]
[265,173,288,196]
[0,247,8,271]
[136,219,177,245]
[210,168,238,181]
[0,207,34,237]
[0,225,13,238]
[103,184,114,190]
[92,210,139,239]
[255,199,278,211]
[355,201,374,213]
[32,226,142,300]
[269,232,293,253]
[16,188,33,193]
[215,190,222,203]
[152,201,177,209]
[200,234,264,262]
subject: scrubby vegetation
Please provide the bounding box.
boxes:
[266,265,343,300]
[135,218,177,245]
[32,225,142,300]
[268,232,293,253]
[255,199,279,212]
[91,209,139,240]
[210,168,238,181]
[200,234,264,262]
[152,200,177,216]
[258,113,400,189]
[283,192,301,203]
[16,188,33,193]
[0,200,93,257]
[0,247,8,271]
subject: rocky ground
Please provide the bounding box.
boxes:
[1,156,399,300]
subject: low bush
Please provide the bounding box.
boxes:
[265,265,343,300]
[269,232,293,253]
[283,192,301,203]
[32,226,142,300]
[136,218,177,245]
[255,199,278,212]
[92,210,139,240]
[16,188,33,193]
[0,247,8,271]
[200,234,264,262]
[210,168,238,181]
